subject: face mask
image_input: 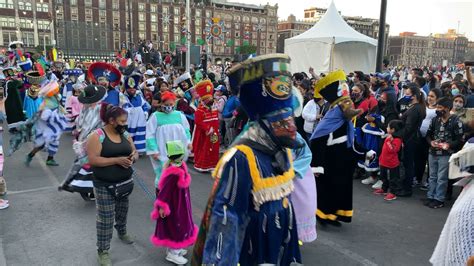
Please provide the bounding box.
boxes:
[114,124,128,135]
[451,88,460,96]
[402,95,412,102]
[205,99,214,107]
[435,110,446,117]
[453,102,463,110]
[163,105,174,113]
[351,92,361,100]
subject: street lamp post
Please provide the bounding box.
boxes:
[185,0,190,71]
[375,0,387,72]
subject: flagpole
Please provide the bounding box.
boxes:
[185,0,191,71]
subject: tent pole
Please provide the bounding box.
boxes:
[376,0,387,72]
[330,36,335,71]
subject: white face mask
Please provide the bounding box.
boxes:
[453,102,463,110]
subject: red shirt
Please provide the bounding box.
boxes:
[379,136,403,168]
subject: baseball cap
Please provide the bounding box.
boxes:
[145,69,154,76]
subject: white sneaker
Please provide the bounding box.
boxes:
[166,251,188,265]
[0,199,9,210]
[361,176,376,185]
[178,249,188,256]
[372,180,383,189]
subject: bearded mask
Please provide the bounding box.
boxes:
[338,98,362,120]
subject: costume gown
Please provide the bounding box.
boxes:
[122,91,150,153]
[192,104,219,171]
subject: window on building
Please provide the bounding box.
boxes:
[139,32,145,40]
[151,14,157,22]
[22,32,34,47]
[152,33,157,41]
[151,24,157,32]
[70,0,77,5]
[0,17,8,27]
[174,25,179,33]
[71,7,78,20]
[3,31,16,45]
[163,24,169,33]
[20,18,33,28]
[163,6,169,14]
[195,26,201,35]
[195,19,200,26]
[84,0,91,6]
[138,3,145,11]
[37,3,48,12]
[174,16,179,24]
[174,35,180,43]
[206,10,211,18]
[174,7,180,15]
[139,12,145,21]
[99,0,105,8]
[151,4,157,12]
[243,16,250,23]
[139,22,145,31]
[0,0,13,9]
[56,0,62,3]
[195,9,201,17]
[18,1,25,10]
[99,10,106,17]
[112,0,119,10]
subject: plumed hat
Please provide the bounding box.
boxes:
[124,73,141,90]
[87,62,121,87]
[194,80,214,100]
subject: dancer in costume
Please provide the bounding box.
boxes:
[310,70,362,226]
[192,80,219,172]
[59,84,106,200]
[150,140,198,265]
[61,68,83,106]
[65,82,84,133]
[88,62,125,107]
[3,68,26,131]
[23,71,45,119]
[122,73,150,154]
[192,54,302,265]
[146,91,191,189]
[25,80,68,166]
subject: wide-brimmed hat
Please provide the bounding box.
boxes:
[25,71,46,86]
[78,84,106,104]
[87,62,121,87]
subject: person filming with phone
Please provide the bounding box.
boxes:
[86,103,138,266]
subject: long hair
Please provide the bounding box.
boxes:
[99,102,127,124]
[407,85,426,118]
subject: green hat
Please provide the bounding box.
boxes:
[166,140,185,158]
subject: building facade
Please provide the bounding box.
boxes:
[0,0,277,60]
[0,0,55,51]
[277,7,390,54]
[387,31,470,67]
[276,15,313,53]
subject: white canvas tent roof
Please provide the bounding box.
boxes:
[285,1,377,74]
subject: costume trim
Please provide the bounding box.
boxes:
[311,167,324,174]
[327,133,348,146]
[314,70,346,97]
[361,124,385,136]
[150,224,199,249]
[336,210,353,217]
[158,164,191,190]
[153,199,171,217]
[233,145,295,210]
[316,209,337,221]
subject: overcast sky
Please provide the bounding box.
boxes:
[236,0,473,40]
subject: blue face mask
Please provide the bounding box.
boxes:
[402,95,412,102]
[451,88,460,96]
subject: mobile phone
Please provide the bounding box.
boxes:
[465,61,474,67]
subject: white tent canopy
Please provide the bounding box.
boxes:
[285,1,377,74]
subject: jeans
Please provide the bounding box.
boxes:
[415,139,430,183]
[427,154,450,202]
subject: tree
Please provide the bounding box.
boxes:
[238,44,257,55]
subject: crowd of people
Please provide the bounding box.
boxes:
[0,40,473,265]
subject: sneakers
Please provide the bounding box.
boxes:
[361,176,376,185]
[420,183,429,191]
[166,250,188,265]
[428,200,444,209]
[46,159,59,166]
[97,250,112,266]
[412,180,420,187]
[373,188,386,195]
[118,234,134,244]
[0,199,9,210]
[372,180,383,189]
[384,193,397,201]
[25,155,33,166]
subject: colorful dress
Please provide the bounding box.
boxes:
[291,133,317,243]
[193,145,301,265]
[192,104,219,172]
[150,163,198,249]
[122,91,150,153]
[34,107,68,156]
[65,95,82,132]
[146,110,191,187]
[23,95,43,119]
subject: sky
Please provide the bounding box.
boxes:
[235,0,473,40]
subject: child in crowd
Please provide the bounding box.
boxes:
[150,140,198,265]
[359,113,385,189]
[374,120,404,201]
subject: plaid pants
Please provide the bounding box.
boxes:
[94,185,130,251]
